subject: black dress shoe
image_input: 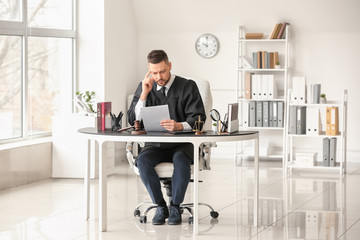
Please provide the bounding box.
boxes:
[152,206,169,225]
[168,206,182,225]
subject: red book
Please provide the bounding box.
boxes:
[97,102,111,131]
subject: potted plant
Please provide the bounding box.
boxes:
[275,61,281,69]
[320,93,327,104]
[212,122,217,132]
[75,91,96,114]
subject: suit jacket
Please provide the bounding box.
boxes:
[127,75,206,158]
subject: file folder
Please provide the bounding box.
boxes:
[323,137,330,167]
[292,77,306,104]
[251,75,259,99]
[312,84,321,104]
[252,52,257,69]
[277,101,284,127]
[271,101,277,127]
[261,75,268,99]
[329,137,337,167]
[326,107,332,135]
[267,75,276,99]
[263,101,269,127]
[330,107,339,135]
[296,106,306,134]
[242,102,249,127]
[269,101,273,127]
[306,107,320,135]
[249,101,256,127]
[256,101,263,127]
[245,72,252,99]
[307,84,313,104]
[289,106,297,134]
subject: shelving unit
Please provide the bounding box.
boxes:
[284,90,348,176]
[236,25,290,162]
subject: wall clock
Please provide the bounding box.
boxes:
[195,33,219,58]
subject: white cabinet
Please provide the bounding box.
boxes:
[52,114,115,178]
[285,90,348,175]
[236,25,290,161]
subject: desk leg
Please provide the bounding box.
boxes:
[99,141,107,232]
[254,136,259,227]
[85,139,91,220]
[193,144,199,236]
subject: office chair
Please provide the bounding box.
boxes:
[126,78,218,224]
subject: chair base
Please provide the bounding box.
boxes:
[134,202,219,224]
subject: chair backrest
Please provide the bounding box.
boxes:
[127,77,213,130]
[191,78,213,131]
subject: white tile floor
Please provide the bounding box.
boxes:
[0,158,360,240]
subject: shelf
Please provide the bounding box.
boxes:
[288,133,343,138]
[288,102,343,107]
[238,38,287,43]
[237,98,285,102]
[240,126,284,131]
[238,68,286,72]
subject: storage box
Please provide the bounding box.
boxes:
[295,152,318,167]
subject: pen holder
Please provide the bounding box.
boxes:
[111,111,123,131]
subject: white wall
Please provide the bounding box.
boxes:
[104,0,137,118]
[128,0,360,157]
[78,0,137,119]
[77,0,104,97]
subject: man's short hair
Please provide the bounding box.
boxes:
[147,50,169,64]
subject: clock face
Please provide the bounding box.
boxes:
[195,34,219,58]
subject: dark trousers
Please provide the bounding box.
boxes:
[136,147,192,205]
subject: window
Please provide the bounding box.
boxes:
[0,0,75,141]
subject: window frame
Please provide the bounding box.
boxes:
[0,0,76,143]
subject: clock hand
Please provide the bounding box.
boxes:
[202,42,208,47]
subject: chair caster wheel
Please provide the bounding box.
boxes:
[140,215,147,223]
[210,211,219,219]
[134,209,140,217]
[188,216,193,224]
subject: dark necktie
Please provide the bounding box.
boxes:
[161,87,166,97]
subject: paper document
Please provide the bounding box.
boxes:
[141,105,170,131]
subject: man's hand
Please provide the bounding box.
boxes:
[160,119,183,132]
[140,71,154,100]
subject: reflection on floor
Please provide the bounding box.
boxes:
[0,158,360,239]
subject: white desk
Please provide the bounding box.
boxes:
[78,128,259,236]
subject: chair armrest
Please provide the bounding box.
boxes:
[199,142,217,170]
[126,141,144,169]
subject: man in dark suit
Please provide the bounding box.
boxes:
[127,50,206,225]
